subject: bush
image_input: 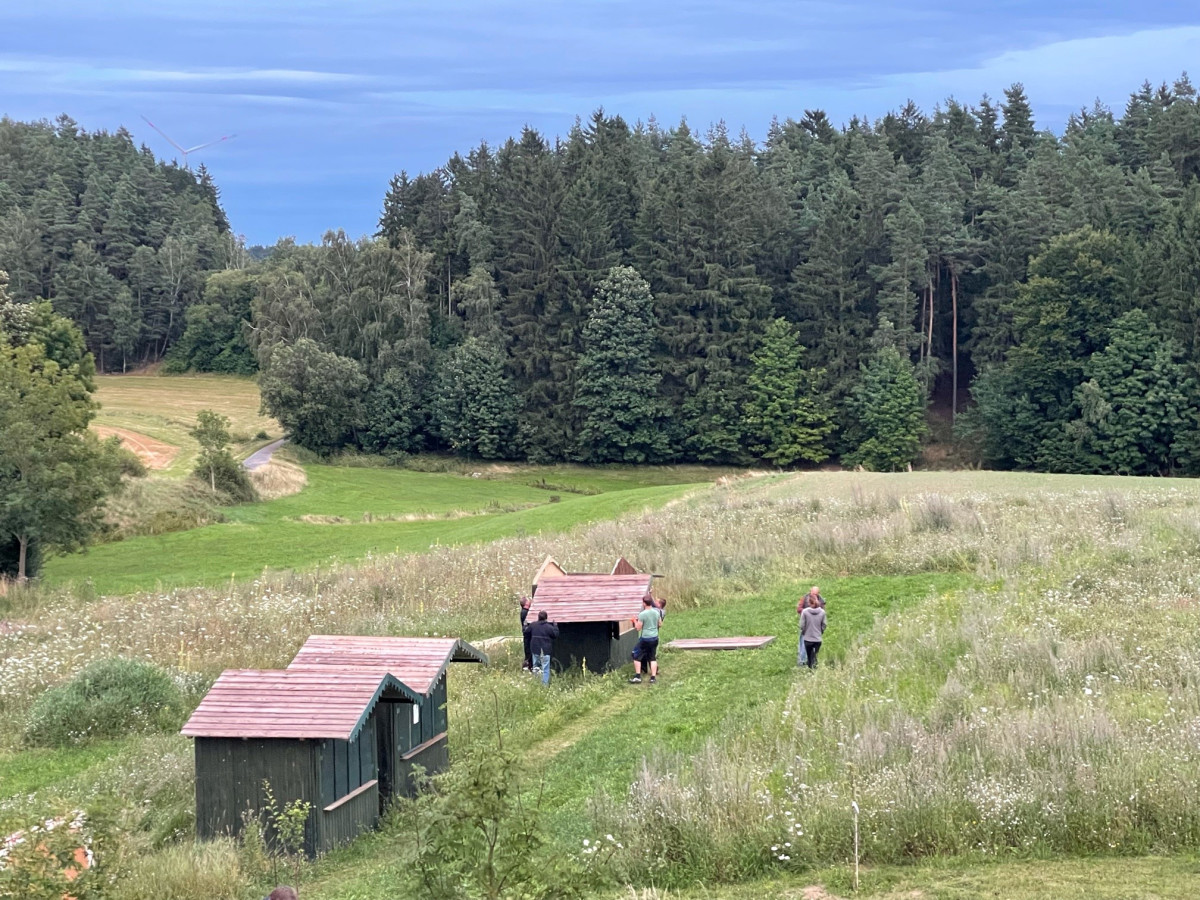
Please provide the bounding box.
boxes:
[24,658,185,747]
[406,738,590,900]
[0,807,115,900]
[191,452,256,504]
[114,446,147,479]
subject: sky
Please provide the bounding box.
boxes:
[3,1,1200,245]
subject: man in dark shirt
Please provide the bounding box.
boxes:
[524,610,559,686]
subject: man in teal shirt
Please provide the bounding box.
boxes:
[629,596,661,684]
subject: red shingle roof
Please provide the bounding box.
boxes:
[181,668,416,740]
[287,636,487,695]
[527,574,654,624]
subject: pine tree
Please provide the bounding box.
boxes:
[843,345,926,471]
[572,266,668,463]
[742,318,833,465]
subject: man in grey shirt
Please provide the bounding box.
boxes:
[799,595,826,669]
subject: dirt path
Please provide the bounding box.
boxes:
[524,689,643,765]
[91,425,179,470]
[242,438,287,471]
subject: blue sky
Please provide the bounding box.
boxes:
[3,1,1199,244]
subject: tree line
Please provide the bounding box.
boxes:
[0,115,237,372]
[8,75,1200,473]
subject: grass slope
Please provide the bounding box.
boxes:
[91,374,280,476]
[301,574,972,899]
[42,471,703,593]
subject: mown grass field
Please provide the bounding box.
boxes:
[42,466,714,593]
[6,469,1200,899]
[91,374,281,475]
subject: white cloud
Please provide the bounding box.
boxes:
[0,55,362,88]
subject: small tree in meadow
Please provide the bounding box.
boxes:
[408,735,585,900]
[191,409,254,501]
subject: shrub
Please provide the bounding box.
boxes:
[190,453,256,504]
[0,808,114,900]
[406,737,590,900]
[24,658,185,747]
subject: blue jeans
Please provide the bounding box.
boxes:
[536,652,551,685]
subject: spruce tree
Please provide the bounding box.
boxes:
[434,337,517,459]
[742,318,833,466]
[843,344,926,471]
[572,265,668,463]
[1074,309,1197,475]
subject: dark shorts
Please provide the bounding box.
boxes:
[632,637,659,663]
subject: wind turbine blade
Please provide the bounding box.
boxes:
[184,134,237,154]
[140,114,187,156]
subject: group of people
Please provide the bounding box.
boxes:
[519,594,665,685]
[517,585,826,681]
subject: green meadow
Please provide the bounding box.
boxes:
[8,468,1200,899]
[41,464,717,594]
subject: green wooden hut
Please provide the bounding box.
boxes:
[183,637,485,856]
[527,558,656,673]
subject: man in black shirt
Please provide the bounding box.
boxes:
[524,610,559,686]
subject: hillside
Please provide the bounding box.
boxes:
[0,116,234,371]
[90,374,280,476]
[5,469,1200,897]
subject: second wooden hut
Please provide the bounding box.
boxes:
[526,557,656,673]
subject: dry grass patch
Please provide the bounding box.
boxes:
[248,457,308,500]
[92,374,279,476]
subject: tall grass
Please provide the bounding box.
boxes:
[588,476,1200,884]
[5,470,1200,891]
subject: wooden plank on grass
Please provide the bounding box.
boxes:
[666,636,777,650]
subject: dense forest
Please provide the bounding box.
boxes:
[0,115,237,372]
[6,76,1200,473]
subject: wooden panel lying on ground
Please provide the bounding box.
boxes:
[666,636,777,650]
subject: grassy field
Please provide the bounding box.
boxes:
[6,469,1200,899]
[91,374,281,475]
[42,465,714,593]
